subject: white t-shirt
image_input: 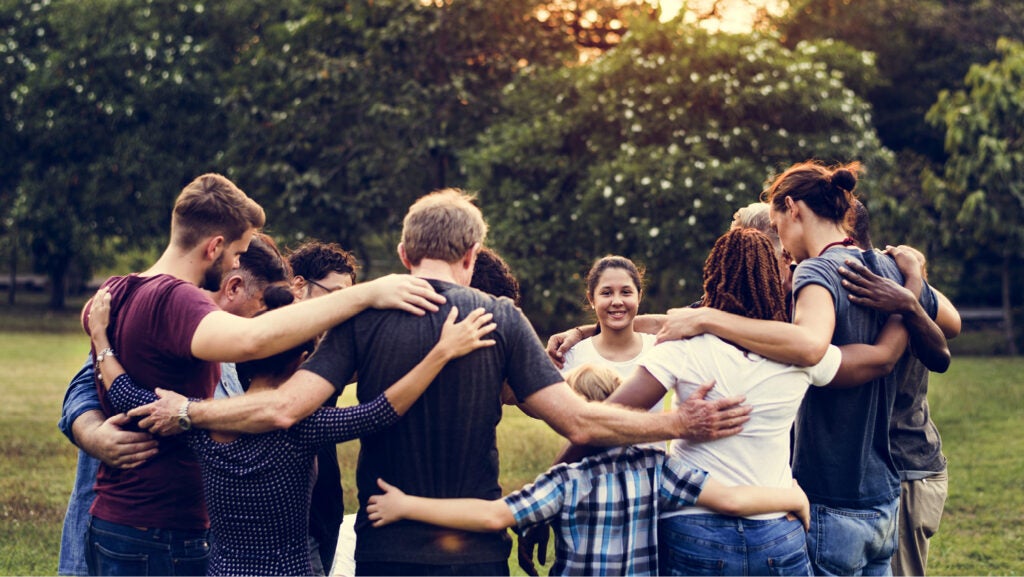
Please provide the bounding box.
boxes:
[561,333,658,389]
[640,334,842,519]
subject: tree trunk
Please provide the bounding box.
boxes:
[1002,255,1018,355]
[7,235,15,306]
[49,263,66,310]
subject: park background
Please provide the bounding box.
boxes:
[1,0,1022,574]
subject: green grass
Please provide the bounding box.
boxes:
[1,325,1021,575]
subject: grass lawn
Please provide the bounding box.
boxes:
[0,324,1021,575]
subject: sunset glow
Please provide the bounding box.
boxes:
[660,0,786,33]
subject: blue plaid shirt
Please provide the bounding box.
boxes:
[504,446,707,576]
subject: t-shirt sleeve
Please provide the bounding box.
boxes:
[659,455,708,512]
[792,257,840,307]
[807,344,842,387]
[638,341,688,392]
[503,464,568,530]
[503,305,565,401]
[301,321,358,393]
[107,374,160,413]
[158,283,220,359]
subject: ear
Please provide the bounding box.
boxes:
[784,196,800,219]
[461,243,481,270]
[397,243,413,271]
[204,235,225,262]
[290,276,307,300]
[223,275,245,299]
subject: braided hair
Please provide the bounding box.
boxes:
[701,228,789,323]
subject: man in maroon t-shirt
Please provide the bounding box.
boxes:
[78,173,445,576]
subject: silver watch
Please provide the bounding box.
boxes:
[178,400,193,431]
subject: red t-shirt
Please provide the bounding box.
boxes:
[85,273,219,530]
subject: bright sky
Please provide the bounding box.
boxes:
[660,0,786,33]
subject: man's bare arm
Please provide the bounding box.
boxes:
[71,410,159,469]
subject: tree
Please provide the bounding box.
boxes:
[222,0,578,267]
[925,38,1024,355]
[1,0,252,308]
[464,19,892,333]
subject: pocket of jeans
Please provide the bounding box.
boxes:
[93,542,149,576]
[172,538,211,576]
[767,546,812,577]
[811,506,882,575]
[662,548,725,577]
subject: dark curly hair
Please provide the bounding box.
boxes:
[702,228,788,323]
[286,240,359,284]
[471,247,521,306]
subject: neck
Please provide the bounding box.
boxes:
[594,323,639,350]
[246,375,283,394]
[144,244,206,286]
[409,259,462,285]
[801,221,849,261]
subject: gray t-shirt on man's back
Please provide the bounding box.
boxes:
[302,279,563,566]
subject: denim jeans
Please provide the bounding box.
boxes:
[659,514,812,576]
[57,450,100,575]
[356,560,509,576]
[807,497,899,576]
[86,517,210,576]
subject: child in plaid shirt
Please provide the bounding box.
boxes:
[367,365,810,576]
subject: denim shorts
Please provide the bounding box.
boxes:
[659,514,812,576]
[86,517,210,576]
[807,497,899,576]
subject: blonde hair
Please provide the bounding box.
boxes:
[401,189,487,265]
[171,173,266,249]
[566,364,622,402]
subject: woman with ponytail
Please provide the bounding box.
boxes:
[653,161,944,575]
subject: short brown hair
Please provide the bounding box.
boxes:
[566,364,622,402]
[171,174,266,249]
[401,189,487,266]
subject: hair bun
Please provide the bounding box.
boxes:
[831,168,857,192]
[263,284,295,310]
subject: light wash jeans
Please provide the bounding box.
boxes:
[807,497,899,576]
[659,514,812,576]
[57,450,100,575]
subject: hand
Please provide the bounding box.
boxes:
[884,245,927,282]
[88,288,112,342]
[516,522,552,577]
[437,307,497,360]
[545,329,582,369]
[788,479,811,532]
[656,307,710,344]
[366,274,446,316]
[676,380,751,442]
[839,259,917,314]
[126,388,189,436]
[367,478,407,527]
[84,413,158,469]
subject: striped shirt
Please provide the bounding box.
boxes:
[504,446,707,576]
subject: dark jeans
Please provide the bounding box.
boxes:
[356,560,509,576]
[86,517,210,576]
[659,514,812,576]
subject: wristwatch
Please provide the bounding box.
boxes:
[178,400,193,431]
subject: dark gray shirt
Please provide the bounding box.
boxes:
[791,248,937,508]
[302,279,563,565]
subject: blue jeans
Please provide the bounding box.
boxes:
[58,450,100,575]
[86,517,210,576]
[807,498,899,576]
[659,514,812,576]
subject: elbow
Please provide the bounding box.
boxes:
[924,349,952,374]
[796,343,829,367]
[481,516,510,533]
[266,398,301,430]
[713,495,745,518]
[565,426,596,447]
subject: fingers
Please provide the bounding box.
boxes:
[711,394,747,411]
[126,403,155,419]
[686,379,716,401]
[443,307,459,326]
[376,477,392,492]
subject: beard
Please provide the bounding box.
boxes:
[201,252,226,292]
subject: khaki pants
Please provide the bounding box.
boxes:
[892,470,948,576]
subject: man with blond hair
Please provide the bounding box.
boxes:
[129,188,748,576]
[80,174,443,576]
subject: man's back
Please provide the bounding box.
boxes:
[303,279,562,565]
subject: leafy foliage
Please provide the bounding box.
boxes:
[465,21,892,329]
